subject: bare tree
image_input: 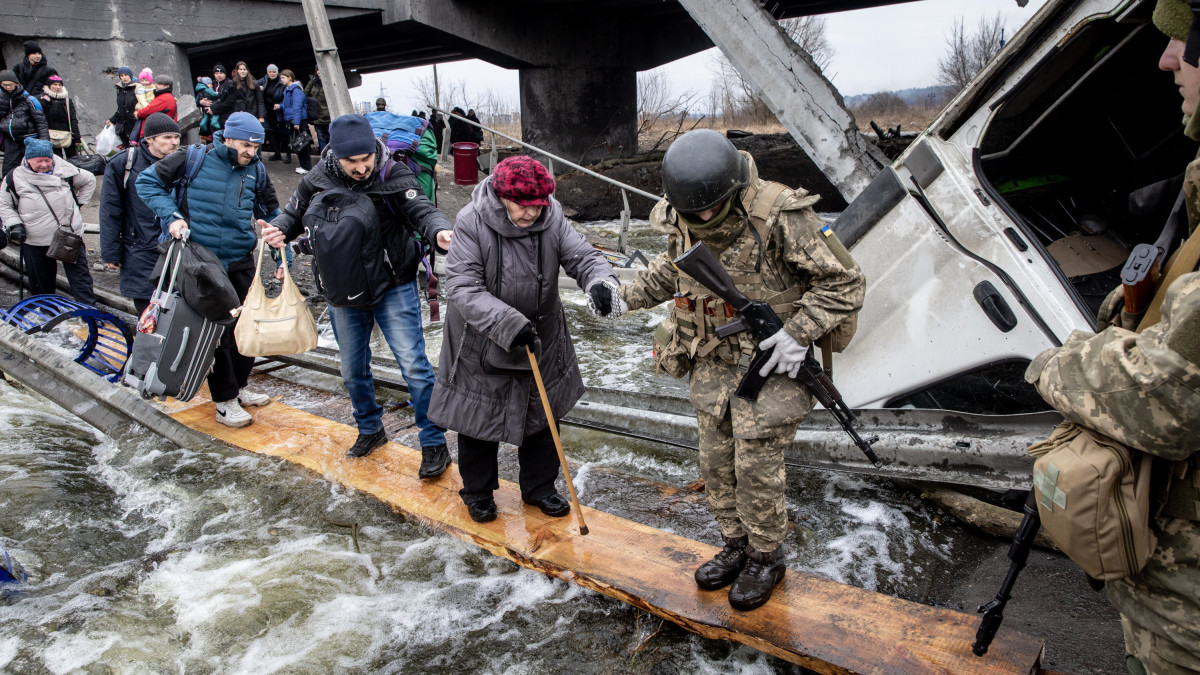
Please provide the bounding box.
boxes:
[780,16,834,72]
[937,13,1006,93]
[636,70,702,151]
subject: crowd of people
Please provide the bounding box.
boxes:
[0,6,1196,667]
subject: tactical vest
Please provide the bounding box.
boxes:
[668,181,810,370]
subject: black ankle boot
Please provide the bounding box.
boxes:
[419,444,450,478]
[346,429,387,458]
[728,544,786,611]
[694,535,748,590]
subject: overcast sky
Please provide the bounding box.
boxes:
[351,0,1048,114]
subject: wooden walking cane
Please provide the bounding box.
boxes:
[526,346,589,535]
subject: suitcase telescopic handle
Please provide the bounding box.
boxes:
[155,228,192,297]
[169,326,190,372]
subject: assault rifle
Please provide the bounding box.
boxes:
[673,241,881,468]
[973,490,1040,656]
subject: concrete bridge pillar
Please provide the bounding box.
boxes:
[2,38,196,145]
[519,67,638,167]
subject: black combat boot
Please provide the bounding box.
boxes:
[694,535,748,590]
[727,544,786,611]
[419,444,450,479]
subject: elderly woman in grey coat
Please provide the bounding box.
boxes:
[429,156,625,523]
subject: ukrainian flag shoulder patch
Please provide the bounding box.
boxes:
[819,224,833,238]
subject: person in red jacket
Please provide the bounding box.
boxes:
[133,75,177,143]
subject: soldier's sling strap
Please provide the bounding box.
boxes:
[1137,231,1200,332]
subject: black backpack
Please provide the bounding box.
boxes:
[302,187,393,307]
[305,94,321,122]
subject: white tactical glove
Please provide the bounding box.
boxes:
[586,279,627,318]
[758,330,809,379]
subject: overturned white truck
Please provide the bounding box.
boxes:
[615,0,1192,488]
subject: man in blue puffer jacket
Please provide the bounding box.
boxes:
[136,112,282,429]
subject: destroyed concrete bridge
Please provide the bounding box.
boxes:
[1,0,915,201]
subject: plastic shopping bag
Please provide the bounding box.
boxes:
[95,125,121,155]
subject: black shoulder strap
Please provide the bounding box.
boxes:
[4,172,15,198]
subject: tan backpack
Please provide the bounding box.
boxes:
[1027,421,1156,581]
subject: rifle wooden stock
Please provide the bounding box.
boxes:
[1122,243,1161,315]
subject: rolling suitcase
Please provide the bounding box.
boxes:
[122,235,225,401]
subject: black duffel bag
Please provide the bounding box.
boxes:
[68,153,108,176]
[150,237,240,325]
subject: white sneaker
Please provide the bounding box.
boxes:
[215,399,252,428]
[238,388,271,407]
[295,167,309,175]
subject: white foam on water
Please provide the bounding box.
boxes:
[0,636,17,669]
[41,632,123,675]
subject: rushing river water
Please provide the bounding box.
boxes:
[0,219,986,673]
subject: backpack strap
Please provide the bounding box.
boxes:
[173,143,208,219]
[4,172,15,199]
[122,147,137,189]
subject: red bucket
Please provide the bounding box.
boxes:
[452,142,480,186]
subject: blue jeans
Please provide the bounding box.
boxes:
[327,281,446,447]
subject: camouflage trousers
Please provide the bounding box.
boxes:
[697,408,789,553]
[1106,516,1200,674]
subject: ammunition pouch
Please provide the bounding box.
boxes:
[653,315,693,379]
[821,313,858,353]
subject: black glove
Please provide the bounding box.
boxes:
[292,236,313,256]
[511,323,536,350]
[7,223,26,245]
[588,281,613,316]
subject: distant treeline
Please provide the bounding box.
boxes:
[843,86,953,109]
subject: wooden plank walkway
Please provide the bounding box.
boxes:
[167,396,1045,675]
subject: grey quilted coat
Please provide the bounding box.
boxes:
[428,178,617,445]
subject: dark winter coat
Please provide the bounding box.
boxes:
[100,143,165,299]
[14,58,56,98]
[136,132,282,270]
[428,177,618,445]
[270,138,452,285]
[281,83,307,126]
[233,81,265,119]
[303,75,329,124]
[41,89,80,144]
[448,113,472,145]
[135,86,178,121]
[258,75,286,126]
[1,84,49,141]
[466,112,484,144]
[109,82,138,137]
[207,79,238,127]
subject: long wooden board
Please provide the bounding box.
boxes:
[167,396,1044,674]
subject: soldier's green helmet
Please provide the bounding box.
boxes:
[662,129,750,213]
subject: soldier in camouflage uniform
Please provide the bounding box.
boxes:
[1024,3,1200,671]
[619,130,865,611]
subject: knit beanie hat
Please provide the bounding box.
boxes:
[266,64,278,74]
[24,137,53,159]
[24,41,41,57]
[200,77,213,87]
[222,112,265,143]
[329,115,378,159]
[0,70,18,85]
[213,63,226,74]
[118,67,133,78]
[48,74,63,83]
[141,112,180,140]
[139,68,153,81]
[155,74,173,87]
[492,156,555,206]
[1154,0,1191,40]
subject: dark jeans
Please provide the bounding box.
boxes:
[206,252,255,403]
[2,135,28,177]
[314,123,329,153]
[458,425,559,504]
[267,126,290,157]
[20,242,95,305]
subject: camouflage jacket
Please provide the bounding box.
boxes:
[1027,271,1200,463]
[620,156,865,438]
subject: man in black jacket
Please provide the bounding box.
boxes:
[201,64,237,129]
[1,70,50,176]
[14,42,57,98]
[99,113,181,315]
[261,115,454,474]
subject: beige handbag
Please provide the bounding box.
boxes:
[234,239,318,357]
